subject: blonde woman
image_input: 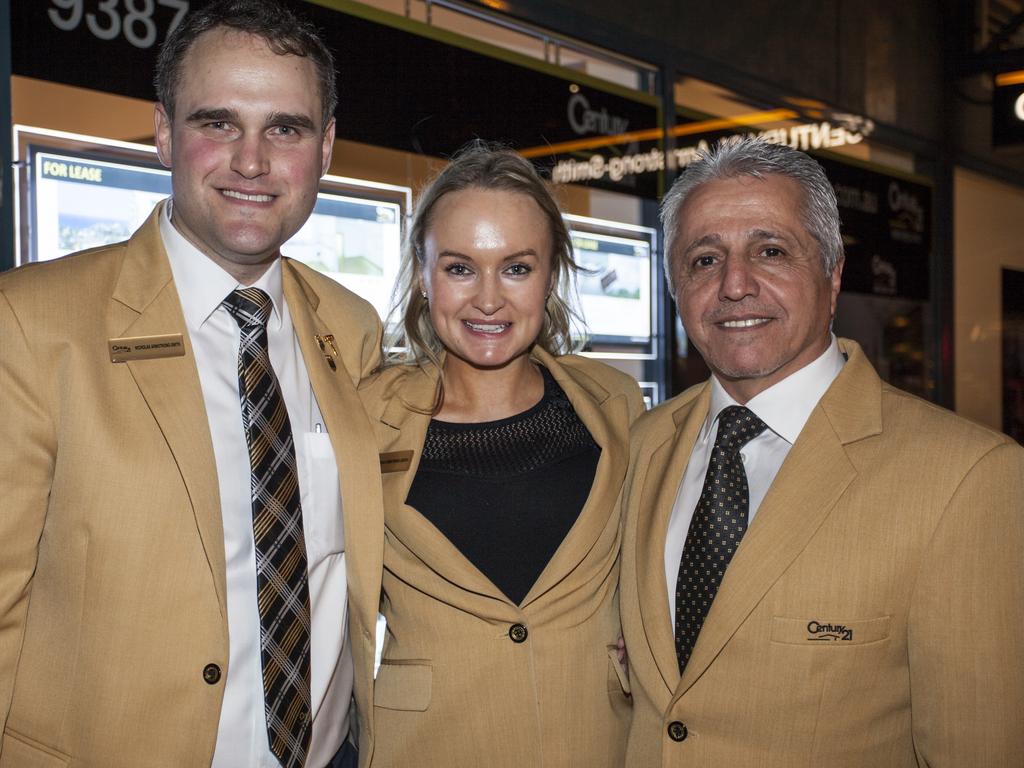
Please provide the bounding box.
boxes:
[359,144,642,766]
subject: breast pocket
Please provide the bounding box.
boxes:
[300,432,344,562]
[770,615,892,647]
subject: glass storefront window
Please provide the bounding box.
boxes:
[9,0,667,400]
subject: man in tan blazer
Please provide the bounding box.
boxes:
[0,3,383,766]
[621,136,1024,766]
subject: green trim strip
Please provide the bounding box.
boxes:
[301,0,660,106]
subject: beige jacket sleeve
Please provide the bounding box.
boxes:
[0,290,55,735]
[909,439,1024,765]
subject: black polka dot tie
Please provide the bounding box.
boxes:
[674,405,767,674]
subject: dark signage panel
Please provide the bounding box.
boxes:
[1002,268,1024,444]
[12,0,660,197]
[671,115,931,301]
[993,80,1024,149]
[10,1,181,100]
[823,158,930,302]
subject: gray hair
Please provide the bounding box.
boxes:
[154,0,337,132]
[660,136,843,286]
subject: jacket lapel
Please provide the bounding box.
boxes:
[283,263,385,634]
[674,340,882,696]
[375,365,510,605]
[635,384,710,693]
[110,209,227,618]
[374,348,632,611]
[522,350,627,606]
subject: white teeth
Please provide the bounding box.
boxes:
[222,190,272,202]
[722,318,769,328]
[465,322,508,333]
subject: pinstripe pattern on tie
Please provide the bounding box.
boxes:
[223,287,311,768]
[674,405,767,674]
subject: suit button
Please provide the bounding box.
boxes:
[202,663,222,685]
[667,721,688,742]
[508,623,528,643]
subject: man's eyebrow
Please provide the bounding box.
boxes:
[682,233,723,256]
[268,112,317,131]
[748,228,790,241]
[185,107,237,123]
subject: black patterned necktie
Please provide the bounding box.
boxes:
[675,405,768,674]
[222,288,312,768]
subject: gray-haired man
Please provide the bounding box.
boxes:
[620,137,1023,767]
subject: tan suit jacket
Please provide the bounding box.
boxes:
[358,350,644,767]
[0,209,385,767]
[621,339,1024,767]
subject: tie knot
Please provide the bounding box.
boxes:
[714,405,767,454]
[223,287,273,329]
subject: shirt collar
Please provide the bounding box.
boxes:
[702,334,845,445]
[160,199,284,333]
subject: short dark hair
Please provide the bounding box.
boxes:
[154,0,337,131]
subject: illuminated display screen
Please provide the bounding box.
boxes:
[31,150,171,261]
[568,221,656,347]
[25,144,407,321]
[283,193,403,321]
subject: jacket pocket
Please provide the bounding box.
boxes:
[374,660,432,711]
[770,615,892,646]
[0,730,70,768]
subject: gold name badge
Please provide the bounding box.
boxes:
[109,334,186,363]
[379,449,414,473]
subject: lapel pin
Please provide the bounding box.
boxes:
[315,334,338,371]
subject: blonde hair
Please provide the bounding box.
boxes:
[385,141,585,374]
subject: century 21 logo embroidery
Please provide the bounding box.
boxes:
[806,620,853,641]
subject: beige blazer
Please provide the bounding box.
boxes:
[620,338,1024,767]
[0,209,385,767]
[358,350,644,767]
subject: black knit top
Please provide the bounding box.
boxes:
[406,367,601,605]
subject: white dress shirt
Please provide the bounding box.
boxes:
[161,203,352,768]
[664,336,846,623]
